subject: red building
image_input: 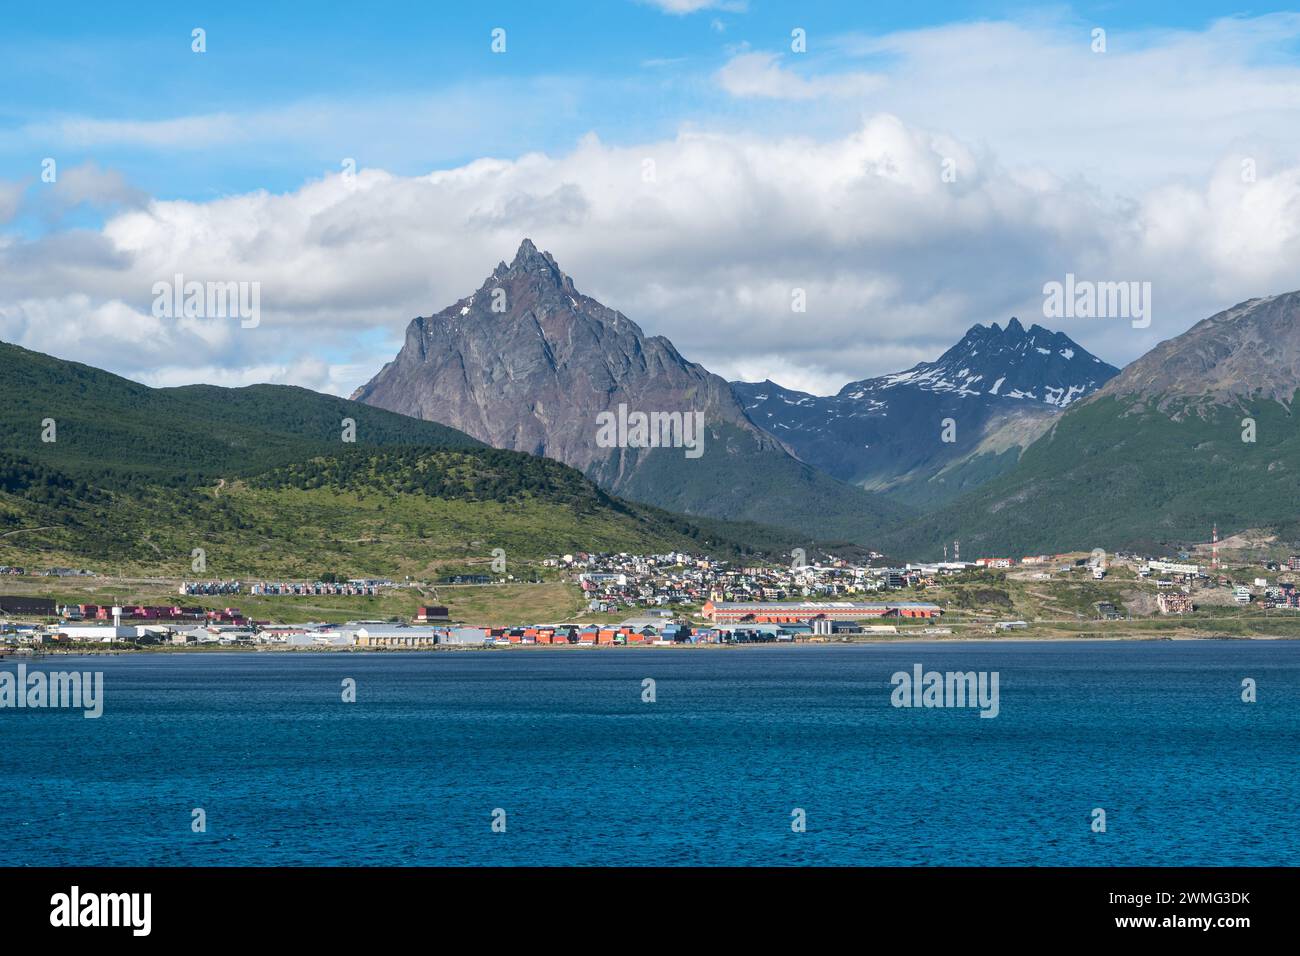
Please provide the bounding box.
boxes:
[701,600,941,624]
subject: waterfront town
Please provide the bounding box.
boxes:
[3,544,1300,651]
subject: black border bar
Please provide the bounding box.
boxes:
[0,866,1286,941]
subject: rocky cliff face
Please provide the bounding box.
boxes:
[353,239,775,468]
[353,240,909,541]
[1091,291,1300,411]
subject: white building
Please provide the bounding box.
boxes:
[53,625,141,642]
[355,626,442,647]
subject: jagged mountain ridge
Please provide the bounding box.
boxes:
[353,239,911,542]
[845,316,1114,407]
[732,318,1119,506]
[876,291,1300,556]
[354,239,764,467]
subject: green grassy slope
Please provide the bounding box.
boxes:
[879,394,1300,558]
[0,341,481,486]
[606,421,914,546]
[0,445,807,576]
[0,342,817,573]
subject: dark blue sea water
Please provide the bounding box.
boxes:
[2,641,1297,866]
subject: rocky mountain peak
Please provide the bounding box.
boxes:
[731,318,1119,502]
[352,238,773,472]
[842,319,1116,408]
[350,240,904,540]
[483,237,575,296]
[1094,290,1300,409]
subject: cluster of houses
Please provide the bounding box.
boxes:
[247,579,391,596]
[179,579,395,597]
[1257,583,1300,609]
[568,548,1300,622]
[570,550,961,614]
[8,544,1300,648]
[0,566,95,577]
[178,580,243,596]
[1135,559,1300,614]
[567,548,1218,617]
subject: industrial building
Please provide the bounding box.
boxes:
[52,624,147,642]
[0,596,56,617]
[439,627,489,646]
[351,625,488,647]
[700,600,941,624]
[354,626,442,647]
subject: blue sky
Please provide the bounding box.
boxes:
[6,1,1294,200]
[4,1,1300,396]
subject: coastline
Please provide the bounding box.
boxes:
[8,632,1300,656]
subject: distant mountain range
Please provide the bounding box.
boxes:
[354,240,1300,557]
[7,239,1299,566]
[732,318,1119,507]
[878,292,1300,557]
[353,239,910,543]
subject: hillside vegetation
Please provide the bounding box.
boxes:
[881,395,1300,558]
[0,342,816,575]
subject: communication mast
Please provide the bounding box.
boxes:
[1212,524,1219,571]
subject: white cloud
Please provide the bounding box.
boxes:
[6,15,1300,399]
[137,356,367,397]
[715,354,865,397]
[29,114,246,149]
[46,161,148,213]
[819,15,1300,190]
[716,51,885,100]
[638,0,746,14]
[6,110,1300,400]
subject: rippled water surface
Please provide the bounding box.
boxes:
[2,641,1296,865]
